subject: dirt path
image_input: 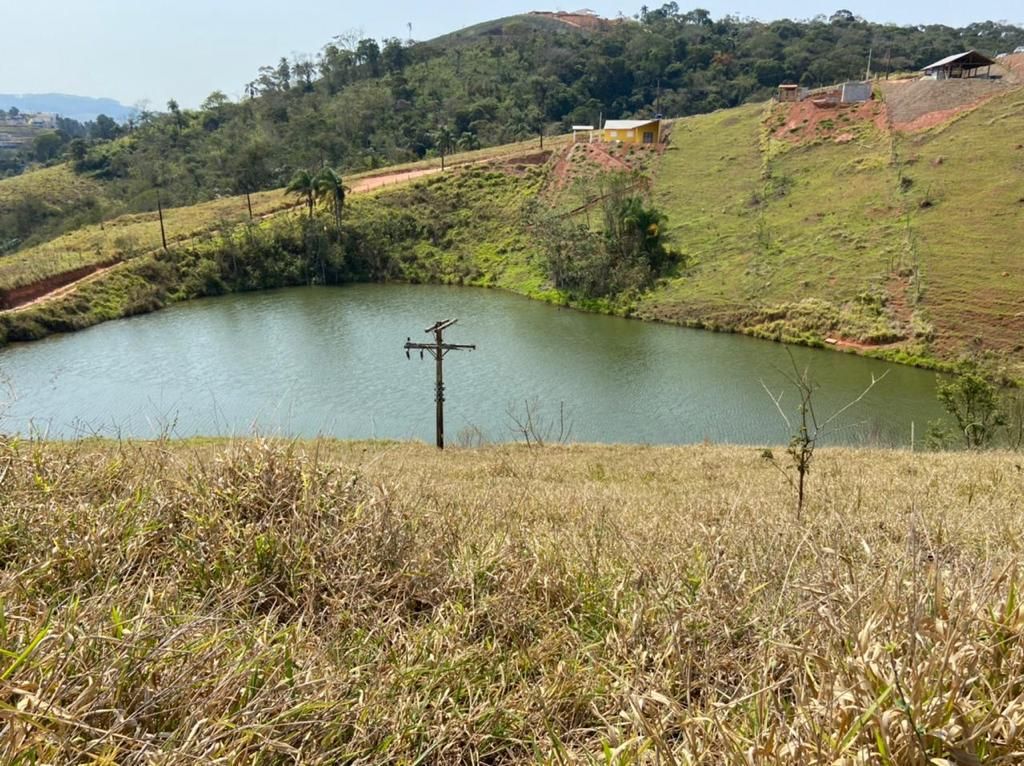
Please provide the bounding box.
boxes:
[2,151,540,314]
[9,260,129,312]
[349,167,441,193]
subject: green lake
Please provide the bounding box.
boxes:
[0,284,947,445]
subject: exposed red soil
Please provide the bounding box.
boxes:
[886,274,915,327]
[930,302,1024,357]
[772,98,889,143]
[828,337,902,351]
[550,142,657,190]
[348,167,440,193]
[879,78,1014,132]
[896,95,1002,132]
[528,11,620,30]
[481,150,552,176]
[0,259,120,310]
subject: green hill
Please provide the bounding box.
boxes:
[6,8,1024,251]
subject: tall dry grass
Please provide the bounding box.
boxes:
[0,438,1022,763]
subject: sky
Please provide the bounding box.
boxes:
[4,0,1022,109]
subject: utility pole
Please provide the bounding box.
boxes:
[156,188,168,252]
[404,319,476,449]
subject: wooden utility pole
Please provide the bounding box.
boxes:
[404,319,476,449]
[156,188,168,252]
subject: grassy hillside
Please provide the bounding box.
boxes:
[0,161,548,342]
[0,188,294,295]
[0,135,571,298]
[1,436,1022,763]
[0,164,113,250]
[899,92,1024,357]
[642,103,916,346]
[637,88,1024,372]
[2,88,1022,378]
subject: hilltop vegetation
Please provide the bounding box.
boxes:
[4,6,1024,246]
[2,436,1023,762]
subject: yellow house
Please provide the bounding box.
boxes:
[602,119,661,144]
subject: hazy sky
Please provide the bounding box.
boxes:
[4,0,1022,108]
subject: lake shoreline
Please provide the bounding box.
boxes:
[0,260,959,377]
[0,283,948,445]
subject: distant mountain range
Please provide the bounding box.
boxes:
[0,94,136,123]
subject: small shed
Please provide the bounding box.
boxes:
[777,84,800,102]
[572,125,595,143]
[602,119,661,144]
[921,50,996,80]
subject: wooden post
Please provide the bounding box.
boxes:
[156,188,168,252]
[405,319,476,449]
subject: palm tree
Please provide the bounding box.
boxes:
[285,169,316,218]
[433,125,455,171]
[314,167,348,232]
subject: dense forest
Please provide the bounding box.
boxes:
[3,4,1024,245]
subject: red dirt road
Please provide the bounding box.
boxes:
[1,151,544,314]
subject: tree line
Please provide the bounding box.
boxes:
[5,5,1024,218]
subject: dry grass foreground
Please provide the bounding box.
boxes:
[1,438,1023,764]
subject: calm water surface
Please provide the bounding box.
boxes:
[0,285,947,444]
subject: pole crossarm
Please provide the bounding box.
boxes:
[425,319,459,334]
[404,341,476,358]
[403,318,476,449]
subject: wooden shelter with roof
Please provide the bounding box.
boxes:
[921,50,996,80]
[572,125,596,143]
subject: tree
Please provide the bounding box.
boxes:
[166,99,185,134]
[285,170,316,218]
[68,138,88,163]
[529,76,557,148]
[314,167,348,232]
[233,141,272,219]
[433,126,455,170]
[91,114,120,141]
[762,353,887,517]
[936,367,1005,449]
[130,146,170,251]
[32,132,64,162]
